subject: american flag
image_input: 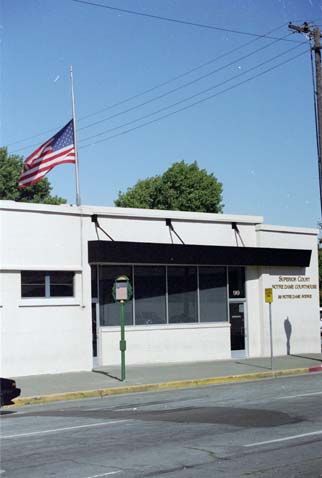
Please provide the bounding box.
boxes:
[19,120,75,188]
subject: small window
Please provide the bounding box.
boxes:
[21,271,74,298]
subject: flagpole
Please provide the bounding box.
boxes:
[70,65,81,206]
[70,65,85,308]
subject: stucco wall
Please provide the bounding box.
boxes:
[256,226,320,355]
[99,323,231,366]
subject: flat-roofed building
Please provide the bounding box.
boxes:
[0,201,319,377]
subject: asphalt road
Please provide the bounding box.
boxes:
[1,373,322,478]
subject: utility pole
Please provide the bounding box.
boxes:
[288,22,322,217]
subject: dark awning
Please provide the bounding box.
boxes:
[88,241,311,267]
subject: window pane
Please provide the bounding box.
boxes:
[50,271,74,284]
[99,266,133,326]
[228,267,245,299]
[50,271,74,297]
[199,267,227,322]
[21,272,45,297]
[21,271,46,284]
[50,285,74,297]
[134,266,166,325]
[21,284,46,297]
[168,266,198,323]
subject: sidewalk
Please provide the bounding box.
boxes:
[12,353,322,406]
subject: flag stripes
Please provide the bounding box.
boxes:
[19,120,75,188]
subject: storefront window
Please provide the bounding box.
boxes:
[97,265,245,326]
[99,266,133,326]
[228,267,245,299]
[199,266,227,322]
[168,266,198,323]
[134,266,166,325]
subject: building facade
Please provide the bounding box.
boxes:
[0,201,320,377]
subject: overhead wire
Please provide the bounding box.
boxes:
[79,23,291,123]
[8,22,291,149]
[78,32,295,132]
[12,29,297,153]
[79,46,308,149]
[12,40,306,154]
[71,0,304,43]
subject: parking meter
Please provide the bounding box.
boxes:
[113,276,132,381]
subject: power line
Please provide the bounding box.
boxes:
[80,24,290,123]
[80,47,307,148]
[79,32,294,132]
[71,0,303,43]
[8,23,289,149]
[13,41,305,155]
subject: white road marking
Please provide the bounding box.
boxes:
[278,391,322,399]
[85,472,122,478]
[245,430,322,447]
[2,420,128,439]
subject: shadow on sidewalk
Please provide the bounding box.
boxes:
[92,370,122,382]
[290,354,322,363]
[234,361,271,371]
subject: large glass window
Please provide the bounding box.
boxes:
[134,266,166,325]
[97,264,245,327]
[228,267,245,299]
[168,266,198,323]
[21,271,74,298]
[99,266,133,326]
[199,266,227,322]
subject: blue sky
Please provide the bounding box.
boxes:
[1,0,322,228]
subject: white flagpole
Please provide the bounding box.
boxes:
[70,65,85,307]
[70,65,81,206]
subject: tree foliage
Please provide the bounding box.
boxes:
[115,161,224,213]
[0,147,66,204]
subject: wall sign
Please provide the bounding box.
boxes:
[271,276,317,300]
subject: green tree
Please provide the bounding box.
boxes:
[0,147,66,204]
[115,161,224,213]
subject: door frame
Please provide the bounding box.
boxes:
[229,298,248,358]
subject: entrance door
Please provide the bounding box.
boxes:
[229,302,246,356]
[92,300,99,368]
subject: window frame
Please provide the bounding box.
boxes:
[21,271,75,299]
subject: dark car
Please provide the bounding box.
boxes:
[0,378,21,406]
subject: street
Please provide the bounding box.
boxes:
[1,373,322,477]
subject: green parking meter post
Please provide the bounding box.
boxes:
[112,276,132,382]
[119,299,126,381]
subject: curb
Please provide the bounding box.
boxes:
[11,366,319,407]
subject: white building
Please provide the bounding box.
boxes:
[0,201,320,377]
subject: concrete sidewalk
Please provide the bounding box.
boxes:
[12,353,322,406]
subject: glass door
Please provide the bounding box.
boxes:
[229,302,246,354]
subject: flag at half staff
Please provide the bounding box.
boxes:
[19,120,75,188]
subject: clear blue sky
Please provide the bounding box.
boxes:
[1,0,322,228]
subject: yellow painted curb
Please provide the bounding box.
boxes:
[10,367,314,407]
